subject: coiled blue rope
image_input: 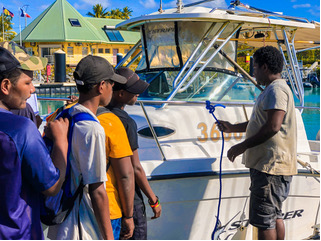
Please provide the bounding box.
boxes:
[205,100,226,240]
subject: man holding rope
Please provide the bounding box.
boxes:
[217,46,297,240]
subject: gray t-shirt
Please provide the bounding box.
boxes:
[242,79,297,175]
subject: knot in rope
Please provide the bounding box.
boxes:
[205,101,226,122]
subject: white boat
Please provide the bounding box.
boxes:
[114,0,320,239]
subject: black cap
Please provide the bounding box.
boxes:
[113,67,149,94]
[0,47,21,73]
[74,55,127,85]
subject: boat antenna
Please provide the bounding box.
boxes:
[158,0,164,13]
[176,0,183,13]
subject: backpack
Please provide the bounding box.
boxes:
[40,106,99,226]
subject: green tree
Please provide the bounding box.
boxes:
[105,7,133,19]
[87,4,109,18]
[0,15,16,41]
[87,4,132,20]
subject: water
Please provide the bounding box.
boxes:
[39,88,320,140]
[298,87,320,140]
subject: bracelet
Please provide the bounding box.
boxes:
[151,202,160,208]
[149,196,160,208]
[123,216,133,219]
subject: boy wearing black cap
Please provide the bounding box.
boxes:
[48,55,127,240]
[108,67,162,240]
[0,41,69,239]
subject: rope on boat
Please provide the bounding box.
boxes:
[205,101,226,240]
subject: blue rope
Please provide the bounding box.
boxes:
[205,101,226,240]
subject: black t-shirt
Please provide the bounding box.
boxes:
[10,103,37,127]
[108,106,144,205]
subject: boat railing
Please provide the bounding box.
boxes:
[37,97,320,111]
[38,97,319,162]
[163,23,243,108]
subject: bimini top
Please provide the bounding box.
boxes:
[116,6,319,50]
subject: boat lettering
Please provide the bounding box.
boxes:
[150,27,175,35]
[228,219,250,231]
[227,209,304,231]
[197,122,243,142]
[282,209,304,219]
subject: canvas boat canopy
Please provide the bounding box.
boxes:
[117,7,319,50]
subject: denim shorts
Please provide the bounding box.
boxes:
[249,168,292,229]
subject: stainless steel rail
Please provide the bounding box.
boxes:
[164,22,230,106]
[37,97,320,111]
[115,40,142,69]
[139,102,167,161]
[172,23,216,88]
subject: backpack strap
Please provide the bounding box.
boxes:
[64,109,99,198]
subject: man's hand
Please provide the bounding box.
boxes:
[66,95,78,105]
[45,117,69,142]
[120,217,134,239]
[227,142,247,162]
[151,204,162,219]
[216,120,234,133]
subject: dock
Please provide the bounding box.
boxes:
[34,82,78,96]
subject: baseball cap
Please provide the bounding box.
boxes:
[113,67,149,94]
[73,55,127,85]
[0,41,47,73]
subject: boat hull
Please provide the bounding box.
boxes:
[143,167,319,240]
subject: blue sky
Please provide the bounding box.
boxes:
[3,0,320,34]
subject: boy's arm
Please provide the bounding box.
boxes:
[131,149,161,219]
[42,117,69,196]
[89,182,114,240]
[110,156,135,238]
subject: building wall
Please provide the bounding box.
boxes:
[24,41,134,66]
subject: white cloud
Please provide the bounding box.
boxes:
[74,0,111,10]
[308,6,320,17]
[139,0,157,9]
[293,4,311,9]
[39,4,50,10]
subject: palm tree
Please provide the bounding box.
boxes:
[107,8,123,19]
[87,4,109,18]
[121,7,132,20]
[0,15,16,41]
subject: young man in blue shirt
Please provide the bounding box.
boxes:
[0,41,69,239]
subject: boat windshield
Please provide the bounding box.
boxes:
[135,21,261,103]
[137,70,261,102]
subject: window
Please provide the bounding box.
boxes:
[67,47,74,57]
[98,48,103,54]
[105,48,110,54]
[69,18,81,27]
[92,49,96,54]
[82,47,88,56]
[104,29,124,42]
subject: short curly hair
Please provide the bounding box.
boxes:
[253,46,284,74]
